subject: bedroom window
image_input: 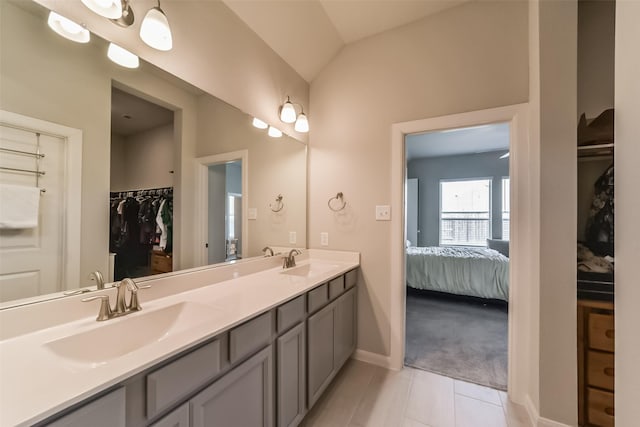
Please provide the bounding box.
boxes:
[440,179,491,246]
[502,177,510,240]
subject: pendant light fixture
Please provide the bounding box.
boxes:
[278,96,310,133]
[268,126,283,138]
[140,0,173,51]
[294,111,309,133]
[80,0,123,19]
[47,11,90,43]
[107,43,139,68]
[279,97,297,123]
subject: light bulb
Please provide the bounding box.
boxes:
[140,6,173,51]
[252,118,268,129]
[47,12,90,43]
[294,113,309,133]
[279,100,296,123]
[268,126,283,138]
[107,43,139,69]
[80,0,123,19]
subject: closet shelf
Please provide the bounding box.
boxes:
[577,142,613,158]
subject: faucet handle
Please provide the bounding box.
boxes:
[127,285,151,312]
[82,295,113,321]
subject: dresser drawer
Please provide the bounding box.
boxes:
[587,351,614,391]
[147,340,222,418]
[329,276,345,300]
[229,311,273,364]
[307,283,328,313]
[587,388,614,427]
[588,313,614,352]
[277,295,305,334]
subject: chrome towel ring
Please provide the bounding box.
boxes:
[328,192,347,212]
[270,194,284,212]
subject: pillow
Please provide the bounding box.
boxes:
[487,239,509,258]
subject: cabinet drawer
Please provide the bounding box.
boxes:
[345,269,357,289]
[329,276,345,300]
[308,283,328,313]
[147,340,221,418]
[587,388,614,427]
[150,403,189,427]
[277,295,305,334]
[587,351,614,391]
[230,311,273,364]
[588,313,614,352]
[48,387,126,427]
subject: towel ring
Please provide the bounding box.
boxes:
[328,192,347,212]
[270,194,284,212]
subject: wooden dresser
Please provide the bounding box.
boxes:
[150,250,173,274]
[577,299,615,427]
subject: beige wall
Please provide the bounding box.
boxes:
[34,0,310,143]
[309,0,528,356]
[111,124,175,192]
[195,95,307,257]
[614,1,640,423]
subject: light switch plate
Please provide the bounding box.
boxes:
[320,232,329,246]
[248,208,257,220]
[289,231,297,244]
[376,205,391,221]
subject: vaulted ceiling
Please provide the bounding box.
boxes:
[222,0,469,82]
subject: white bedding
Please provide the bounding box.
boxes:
[406,246,509,301]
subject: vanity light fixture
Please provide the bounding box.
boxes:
[47,12,90,43]
[140,0,173,51]
[107,43,139,68]
[279,96,309,133]
[252,118,268,129]
[268,126,283,138]
[80,0,123,19]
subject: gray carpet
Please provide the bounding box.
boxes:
[404,291,508,390]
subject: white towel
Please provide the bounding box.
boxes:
[0,183,41,229]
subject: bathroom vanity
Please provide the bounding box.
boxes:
[0,250,359,427]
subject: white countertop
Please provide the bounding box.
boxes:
[0,251,359,426]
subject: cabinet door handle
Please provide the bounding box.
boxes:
[605,407,615,416]
[605,329,614,339]
[604,367,614,377]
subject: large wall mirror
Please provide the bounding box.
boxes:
[0,0,307,307]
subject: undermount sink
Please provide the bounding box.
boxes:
[280,263,338,278]
[45,302,218,365]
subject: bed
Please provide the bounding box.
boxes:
[406,246,509,301]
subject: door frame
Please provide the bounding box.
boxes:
[390,103,530,403]
[194,150,249,267]
[0,109,83,292]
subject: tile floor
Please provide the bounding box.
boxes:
[300,360,531,427]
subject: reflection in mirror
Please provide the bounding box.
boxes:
[0,0,307,307]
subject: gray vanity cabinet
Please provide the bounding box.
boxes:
[334,287,357,367]
[45,387,126,427]
[150,403,189,427]
[191,345,274,427]
[276,322,306,427]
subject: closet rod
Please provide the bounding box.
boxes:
[0,166,45,176]
[0,146,45,158]
[577,143,614,151]
[0,121,67,139]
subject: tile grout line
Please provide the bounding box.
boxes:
[453,391,504,408]
[345,366,378,426]
[398,367,416,425]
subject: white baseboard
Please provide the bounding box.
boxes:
[351,349,394,369]
[524,395,573,427]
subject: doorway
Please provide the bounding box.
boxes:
[404,123,511,390]
[207,161,242,264]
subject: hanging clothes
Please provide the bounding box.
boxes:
[585,164,614,244]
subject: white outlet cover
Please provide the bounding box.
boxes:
[248,208,257,220]
[376,205,391,221]
[320,232,329,246]
[289,231,297,244]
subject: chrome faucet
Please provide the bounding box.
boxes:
[262,246,275,257]
[89,270,105,290]
[283,249,302,269]
[82,278,150,321]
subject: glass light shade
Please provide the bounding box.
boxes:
[268,126,283,138]
[47,12,90,43]
[279,101,296,123]
[140,7,173,51]
[107,43,139,69]
[294,113,309,133]
[252,118,268,129]
[80,0,123,19]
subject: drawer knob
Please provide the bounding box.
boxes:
[605,407,615,416]
[604,367,614,377]
[605,329,614,339]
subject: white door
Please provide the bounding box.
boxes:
[406,178,419,247]
[0,125,66,302]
